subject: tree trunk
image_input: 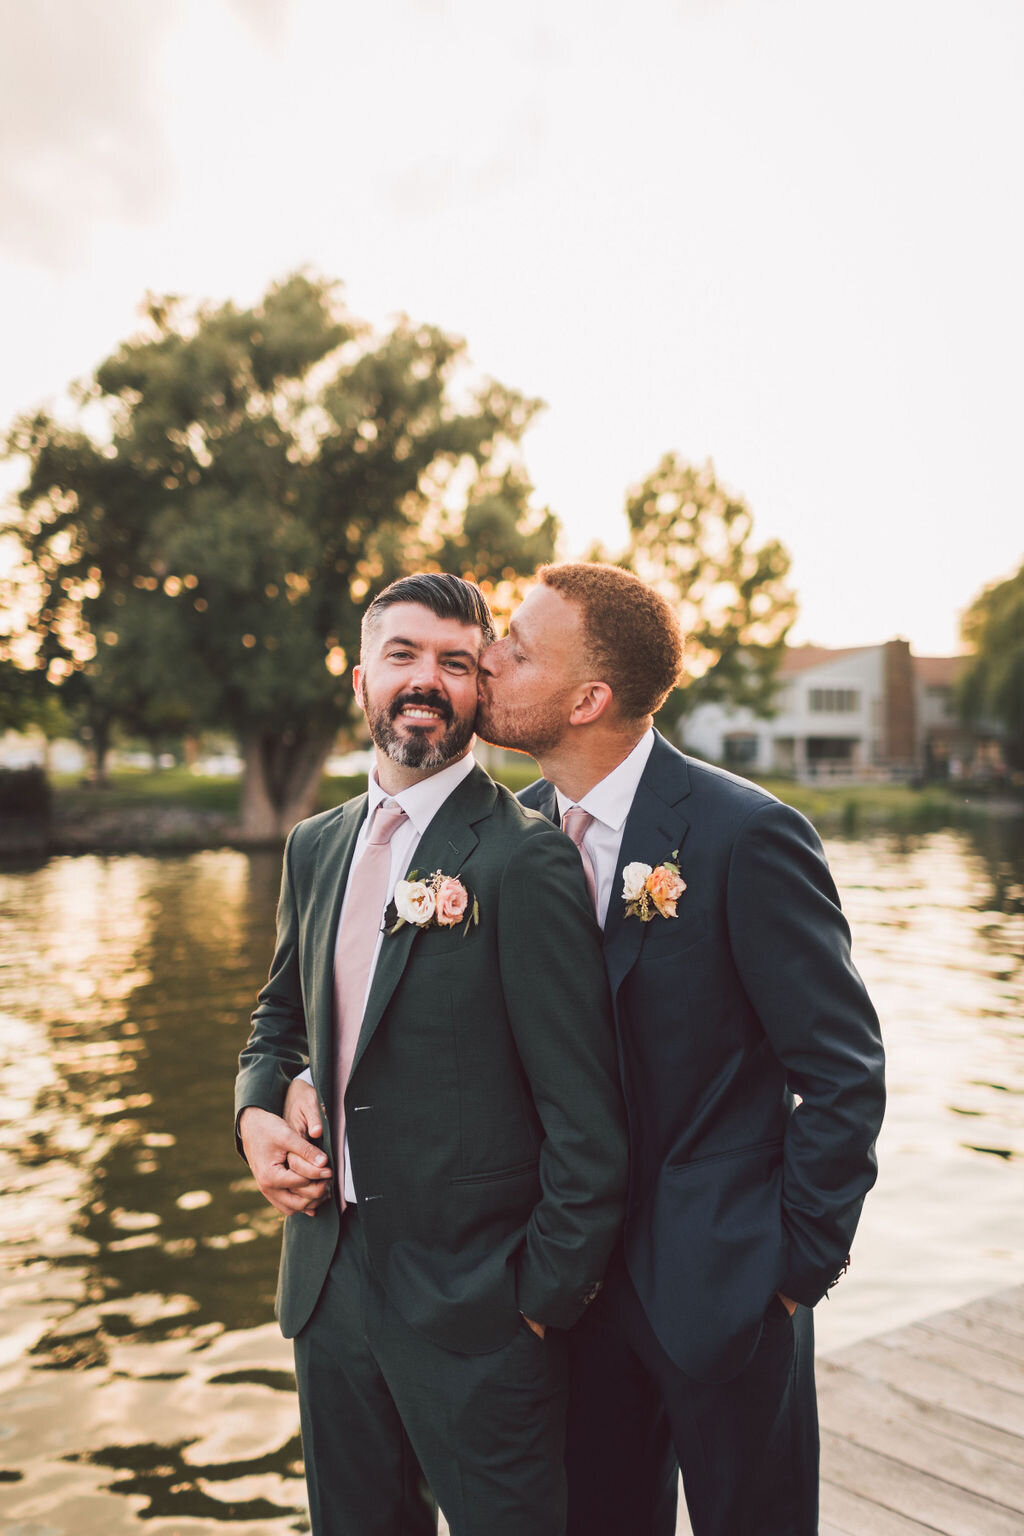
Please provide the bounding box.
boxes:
[87,720,111,786]
[239,727,337,840]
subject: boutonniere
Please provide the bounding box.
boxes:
[386,870,480,936]
[621,851,686,921]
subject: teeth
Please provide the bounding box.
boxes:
[403,708,440,719]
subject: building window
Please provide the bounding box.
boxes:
[723,734,758,767]
[927,684,956,718]
[809,688,860,713]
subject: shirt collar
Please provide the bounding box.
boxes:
[367,750,477,836]
[554,729,655,830]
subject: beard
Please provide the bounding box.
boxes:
[475,682,568,758]
[363,686,476,770]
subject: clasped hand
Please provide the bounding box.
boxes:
[238,1084,334,1217]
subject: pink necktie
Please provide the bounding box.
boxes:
[333,800,407,1207]
[561,806,599,918]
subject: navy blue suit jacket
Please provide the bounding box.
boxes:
[520,732,885,1382]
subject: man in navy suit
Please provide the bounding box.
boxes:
[472,563,885,1536]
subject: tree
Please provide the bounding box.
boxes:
[608,454,796,728]
[4,273,556,834]
[959,560,1024,768]
[0,658,69,740]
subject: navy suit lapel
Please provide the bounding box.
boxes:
[530,779,558,826]
[603,776,690,1001]
[602,735,693,1001]
[350,767,494,1078]
[522,734,693,1002]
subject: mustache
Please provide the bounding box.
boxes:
[389,690,454,725]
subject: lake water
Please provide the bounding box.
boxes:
[1,824,1022,1535]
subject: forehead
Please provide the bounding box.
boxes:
[513,583,582,641]
[370,602,483,652]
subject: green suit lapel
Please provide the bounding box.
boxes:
[312,794,368,1095]
[350,765,497,1079]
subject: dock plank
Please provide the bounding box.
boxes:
[817,1363,1024,1506]
[819,1480,948,1535]
[817,1357,1024,1468]
[917,1308,1024,1366]
[820,1431,1024,1536]
[828,1337,1024,1436]
[970,1295,1024,1339]
[814,1284,1024,1536]
[869,1322,1024,1396]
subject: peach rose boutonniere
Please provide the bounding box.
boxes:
[387,870,479,937]
[621,851,686,921]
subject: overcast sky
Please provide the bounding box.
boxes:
[1,0,1020,654]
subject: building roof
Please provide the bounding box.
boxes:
[778,644,970,685]
[778,644,874,677]
[913,655,968,686]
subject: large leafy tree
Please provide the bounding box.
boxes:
[607,454,796,728]
[959,560,1024,768]
[4,274,555,834]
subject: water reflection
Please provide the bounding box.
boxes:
[0,850,304,1533]
[0,827,1022,1532]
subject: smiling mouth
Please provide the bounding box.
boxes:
[390,694,453,729]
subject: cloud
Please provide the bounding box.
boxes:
[0,0,176,267]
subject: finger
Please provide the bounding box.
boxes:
[287,1151,333,1182]
[262,1182,328,1217]
[286,1099,324,1142]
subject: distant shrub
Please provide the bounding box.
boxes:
[0,765,52,818]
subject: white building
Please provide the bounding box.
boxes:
[681,642,1000,782]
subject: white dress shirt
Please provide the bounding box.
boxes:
[554,729,655,929]
[300,750,477,1202]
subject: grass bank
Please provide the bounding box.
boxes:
[4,763,1015,859]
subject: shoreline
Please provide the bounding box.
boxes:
[1,774,1020,863]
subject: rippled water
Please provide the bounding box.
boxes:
[1,826,1022,1534]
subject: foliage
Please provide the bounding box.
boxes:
[0,657,70,738]
[4,273,556,829]
[959,560,1024,766]
[602,454,797,725]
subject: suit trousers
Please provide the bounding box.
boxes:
[293,1209,570,1536]
[564,1248,819,1536]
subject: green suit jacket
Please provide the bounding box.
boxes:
[235,764,628,1353]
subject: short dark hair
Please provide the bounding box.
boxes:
[361,572,496,654]
[539,563,683,720]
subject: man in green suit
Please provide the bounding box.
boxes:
[235,573,627,1536]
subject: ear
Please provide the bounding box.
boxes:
[568,681,614,727]
[352,665,366,713]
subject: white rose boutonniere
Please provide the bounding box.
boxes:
[622,850,685,922]
[621,862,652,903]
[394,879,436,927]
[387,870,479,937]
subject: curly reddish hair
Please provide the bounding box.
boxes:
[539,563,683,721]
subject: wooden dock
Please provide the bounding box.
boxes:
[816,1283,1024,1536]
[668,1284,1024,1534]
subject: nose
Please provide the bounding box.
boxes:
[479,641,501,678]
[409,652,443,690]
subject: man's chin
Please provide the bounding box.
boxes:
[474,717,532,756]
